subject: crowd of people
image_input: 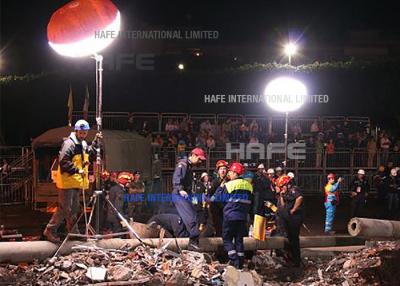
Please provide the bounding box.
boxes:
[126,116,400,168]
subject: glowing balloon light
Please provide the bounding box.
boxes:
[47,0,121,58]
[264,77,307,112]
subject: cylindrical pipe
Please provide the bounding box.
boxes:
[348,217,400,238]
[0,236,364,263]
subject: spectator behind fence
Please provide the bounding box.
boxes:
[367,136,377,168]
[380,133,391,164]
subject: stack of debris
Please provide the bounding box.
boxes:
[251,241,400,285]
[0,244,227,285]
[1,241,400,285]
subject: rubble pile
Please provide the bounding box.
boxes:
[252,241,400,285]
[1,241,400,285]
[0,244,226,285]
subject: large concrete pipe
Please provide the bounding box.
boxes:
[347,217,400,238]
[0,235,364,263]
[348,217,400,238]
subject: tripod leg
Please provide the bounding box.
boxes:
[52,233,71,258]
[104,197,145,245]
[82,188,88,236]
[87,196,97,235]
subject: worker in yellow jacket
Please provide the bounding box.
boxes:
[43,120,101,243]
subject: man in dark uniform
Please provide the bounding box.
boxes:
[276,175,304,267]
[349,169,369,218]
[172,147,206,250]
[212,162,253,269]
[253,164,274,216]
[106,172,132,232]
[209,160,229,236]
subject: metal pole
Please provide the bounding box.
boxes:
[284,112,288,173]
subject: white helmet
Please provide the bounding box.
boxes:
[267,168,275,174]
[357,169,365,175]
[391,168,398,177]
[287,172,295,179]
[275,167,283,172]
[257,163,265,169]
[200,172,209,179]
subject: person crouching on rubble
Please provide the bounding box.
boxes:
[43,120,101,243]
[324,173,343,235]
[211,162,253,269]
[275,175,304,268]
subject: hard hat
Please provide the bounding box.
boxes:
[257,163,265,169]
[200,172,209,179]
[267,168,275,174]
[229,162,245,176]
[287,172,295,179]
[101,170,110,180]
[74,119,90,131]
[117,172,133,185]
[242,171,254,181]
[391,168,398,177]
[276,175,291,188]
[275,167,283,172]
[191,148,206,160]
[216,160,228,169]
[327,173,335,179]
[243,163,249,168]
[357,169,365,175]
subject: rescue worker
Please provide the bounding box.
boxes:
[374,165,387,218]
[43,120,101,243]
[210,160,229,236]
[349,169,369,218]
[275,166,283,180]
[193,172,212,231]
[253,164,273,216]
[107,172,132,232]
[276,175,304,267]
[172,147,206,250]
[125,181,146,221]
[212,162,253,269]
[324,173,343,235]
[386,168,399,219]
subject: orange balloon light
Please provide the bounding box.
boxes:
[47,0,120,57]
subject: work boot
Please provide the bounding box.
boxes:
[43,228,60,243]
[188,238,201,251]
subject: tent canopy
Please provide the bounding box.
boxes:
[32,126,152,179]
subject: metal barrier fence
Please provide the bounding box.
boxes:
[72,112,370,135]
[0,149,33,205]
[159,172,377,195]
[155,147,394,172]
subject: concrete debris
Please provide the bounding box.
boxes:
[0,240,400,285]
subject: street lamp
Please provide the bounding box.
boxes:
[264,77,307,171]
[284,42,297,65]
[178,63,185,70]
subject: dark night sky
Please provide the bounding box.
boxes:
[1,0,399,74]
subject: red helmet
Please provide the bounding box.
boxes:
[117,172,133,185]
[229,162,245,176]
[327,173,335,179]
[216,160,228,169]
[191,148,206,160]
[276,175,291,188]
[101,170,110,180]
